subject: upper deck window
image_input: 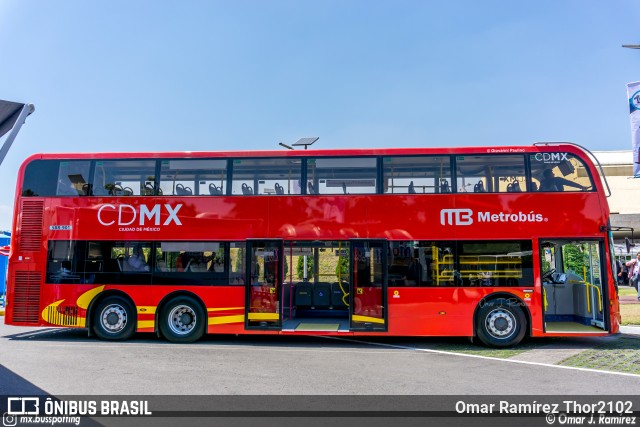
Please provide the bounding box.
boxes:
[307,157,377,195]
[56,161,92,196]
[529,153,593,192]
[22,160,92,197]
[382,156,452,194]
[456,155,526,193]
[160,159,227,196]
[92,160,156,196]
[231,158,302,195]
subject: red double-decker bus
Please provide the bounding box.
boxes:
[4,142,619,346]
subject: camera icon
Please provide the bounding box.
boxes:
[2,412,17,427]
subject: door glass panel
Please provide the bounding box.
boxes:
[247,241,282,328]
[541,239,606,332]
[351,241,386,330]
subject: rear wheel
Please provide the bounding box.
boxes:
[159,296,205,343]
[93,296,136,341]
[476,298,526,347]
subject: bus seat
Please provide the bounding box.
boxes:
[440,179,450,193]
[507,181,521,192]
[473,181,485,193]
[82,183,93,196]
[307,182,316,194]
[313,283,332,308]
[109,184,123,196]
[295,282,313,306]
[189,263,208,273]
[175,184,193,196]
[116,256,124,272]
[331,282,348,308]
[241,183,253,195]
[408,181,416,194]
[143,183,154,195]
[209,183,223,195]
[275,183,284,195]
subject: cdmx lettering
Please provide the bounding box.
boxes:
[533,152,568,163]
[440,208,546,226]
[97,204,183,226]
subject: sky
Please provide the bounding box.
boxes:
[0,0,639,230]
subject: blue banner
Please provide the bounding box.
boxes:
[626,82,640,176]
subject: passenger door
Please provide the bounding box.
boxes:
[245,239,283,330]
[350,239,387,331]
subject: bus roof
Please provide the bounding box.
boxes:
[22,142,590,162]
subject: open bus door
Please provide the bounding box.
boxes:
[349,239,387,331]
[245,239,283,330]
[540,239,607,333]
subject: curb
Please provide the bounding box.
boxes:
[620,325,640,336]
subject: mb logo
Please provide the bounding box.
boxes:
[440,209,473,226]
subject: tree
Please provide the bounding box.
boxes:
[563,244,589,279]
[296,256,314,281]
[336,256,349,282]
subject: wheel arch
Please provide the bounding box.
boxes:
[86,289,137,337]
[472,292,532,339]
[155,291,207,338]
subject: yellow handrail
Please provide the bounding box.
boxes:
[582,266,602,313]
[585,283,602,313]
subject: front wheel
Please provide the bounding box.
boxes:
[159,296,205,343]
[476,298,526,347]
[93,296,136,341]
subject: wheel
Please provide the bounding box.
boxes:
[159,296,205,343]
[93,296,136,341]
[476,298,526,347]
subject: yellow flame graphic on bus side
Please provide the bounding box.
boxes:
[41,286,105,327]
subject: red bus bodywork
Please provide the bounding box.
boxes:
[4,144,620,343]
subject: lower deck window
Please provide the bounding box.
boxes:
[388,240,533,287]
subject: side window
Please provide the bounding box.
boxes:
[23,160,91,197]
[95,241,153,285]
[56,161,92,196]
[383,156,452,194]
[229,242,246,285]
[22,160,62,197]
[456,155,526,193]
[388,242,428,286]
[155,241,227,285]
[457,240,533,287]
[46,240,78,283]
[159,159,227,196]
[231,158,302,195]
[307,157,376,195]
[92,160,156,196]
[86,241,154,285]
[529,153,593,192]
[407,240,533,287]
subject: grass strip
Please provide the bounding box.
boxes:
[558,336,640,375]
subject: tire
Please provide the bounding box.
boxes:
[159,296,205,343]
[476,298,527,347]
[93,296,136,341]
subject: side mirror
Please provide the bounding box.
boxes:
[625,237,635,254]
